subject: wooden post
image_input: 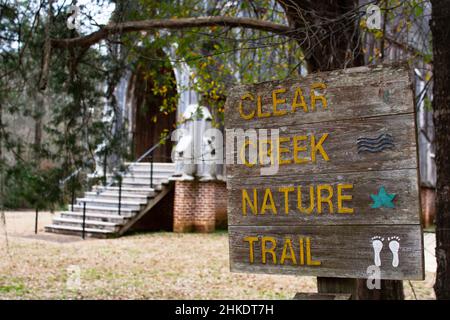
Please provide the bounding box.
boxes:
[224,65,417,300]
[294,292,351,300]
[82,201,86,239]
[118,177,122,216]
[317,278,404,300]
[34,208,39,234]
[103,147,107,186]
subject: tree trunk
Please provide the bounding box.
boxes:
[278,0,364,71]
[0,101,2,161]
[278,0,404,299]
[33,92,45,163]
[430,0,450,300]
[317,278,404,300]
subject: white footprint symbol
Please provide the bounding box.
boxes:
[388,236,401,268]
[371,236,384,267]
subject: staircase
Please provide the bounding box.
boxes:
[45,162,175,238]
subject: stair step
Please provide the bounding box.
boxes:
[85,191,154,201]
[103,180,165,189]
[120,177,169,184]
[46,163,174,238]
[60,211,129,223]
[121,176,173,183]
[73,201,141,211]
[70,204,137,217]
[120,182,165,190]
[76,197,146,209]
[53,217,121,231]
[92,185,158,194]
[128,168,175,175]
[117,164,175,176]
[125,162,175,169]
[107,172,172,179]
[45,224,115,238]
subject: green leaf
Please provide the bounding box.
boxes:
[414,5,424,17]
[424,96,432,111]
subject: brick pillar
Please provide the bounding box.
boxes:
[173,180,227,233]
[173,181,197,232]
[195,182,216,233]
[214,181,228,228]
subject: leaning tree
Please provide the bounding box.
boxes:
[430,0,450,300]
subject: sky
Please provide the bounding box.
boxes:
[2,1,115,51]
[61,0,116,33]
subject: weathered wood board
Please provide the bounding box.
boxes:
[226,113,417,177]
[293,292,352,300]
[225,64,414,129]
[228,169,419,226]
[229,225,424,280]
[225,64,424,280]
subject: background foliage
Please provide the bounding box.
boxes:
[0,0,432,209]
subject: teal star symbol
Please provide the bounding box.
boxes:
[370,186,396,209]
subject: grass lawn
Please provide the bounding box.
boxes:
[0,211,435,299]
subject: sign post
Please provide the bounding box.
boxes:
[224,64,424,292]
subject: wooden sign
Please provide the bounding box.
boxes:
[224,64,424,280]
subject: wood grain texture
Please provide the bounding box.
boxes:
[225,64,424,281]
[227,169,420,225]
[224,64,414,129]
[229,225,424,280]
[226,113,417,177]
[293,293,352,300]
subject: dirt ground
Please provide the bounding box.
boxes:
[0,211,435,300]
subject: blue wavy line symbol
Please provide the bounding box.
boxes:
[357,133,394,154]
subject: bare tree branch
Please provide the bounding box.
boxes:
[39,0,53,91]
[385,35,432,64]
[51,16,293,49]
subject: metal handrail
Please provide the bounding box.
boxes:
[59,167,83,186]
[130,135,171,168]
[94,134,171,195]
[58,134,170,239]
[59,135,169,193]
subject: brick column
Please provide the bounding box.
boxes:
[173,181,197,232]
[194,182,217,233]
[173,180,227,233]
[213,181,228,229]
